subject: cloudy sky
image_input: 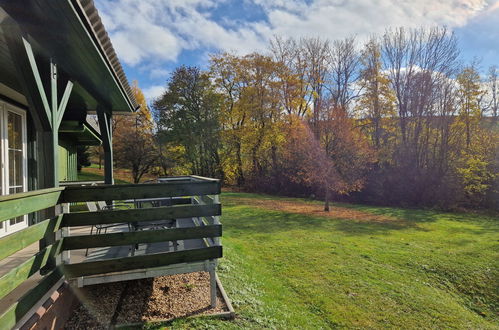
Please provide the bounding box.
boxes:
[94,0,499,102]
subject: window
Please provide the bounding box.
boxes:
[0,101,27,237]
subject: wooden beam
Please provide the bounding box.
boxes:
[60,181,221,203]
[56,81,73,128]
[63,246,222,278]
[0,188,63,223]
[61,203,221,227]
[2,20,49,131]
[62,224,222,250]
[0,268,63,330]
[0,241,62,301]
[0,216,62,261]
[23,37,52,128]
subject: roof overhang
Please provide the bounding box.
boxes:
[59,120,102,146]
[0,0,136,114]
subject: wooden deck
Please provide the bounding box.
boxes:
[0,176,222,329]
[68,216,215,287]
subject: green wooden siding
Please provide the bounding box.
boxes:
[58,140,77,182]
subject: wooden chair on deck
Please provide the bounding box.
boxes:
[85,201,133,256]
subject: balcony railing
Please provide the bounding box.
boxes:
[0,176,222,329]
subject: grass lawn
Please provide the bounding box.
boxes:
[77,166,132,184]
[148,192,498,329]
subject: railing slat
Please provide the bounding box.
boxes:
[63,246,222,278]
[62,224,222,250]
[0,268,62,330]
[0,216,62,262]
[61,204,221,227]
[0,241,62,301]
[61,181,221,203]
[0,188,63,223]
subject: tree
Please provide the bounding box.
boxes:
[281,118,341,211]
[357,37,397,151]
[486,65,498,122]
[270,36,313,118]
[327,36,359,111]
[76,145,91,171]
[154,66,223,179]
[114,81,157,183]
[210,53,247,185]
[455,65,484,148]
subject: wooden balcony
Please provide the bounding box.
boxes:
[0,176,222,329]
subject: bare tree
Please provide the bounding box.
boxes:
[487,65,498,122]
[327,36,360,112]
[381,27,461,203]
[301,37,331,134]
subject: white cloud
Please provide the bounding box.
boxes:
[142,85,167,101]
[95,0,491,68]
[149,68,170,79]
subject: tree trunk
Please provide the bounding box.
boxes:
[235,140,244,186]
[324,189,330,212]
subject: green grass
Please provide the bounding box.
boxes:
[145,192,498,329]
[77,168,130,184]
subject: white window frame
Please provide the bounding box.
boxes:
[0,100,28,237]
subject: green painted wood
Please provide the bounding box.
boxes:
[195,195,216,205]
[21,37,51,127]
[58,144,68,182]
[62,224,222,250]
[63,246,222,278]
[0,268,62,330]
[60,181,221,203]
[0,188,63,223]
[61,204,221,227]
[0,241,62,301]
[57,81,73,127]
[0,216,62,261]
[97,109,114,184]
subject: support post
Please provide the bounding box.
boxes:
[50,60,59,186]
[209,266,217,308]
[61,203,70,264]
[97,107,114,184]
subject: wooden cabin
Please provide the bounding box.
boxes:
[0,1,223,328]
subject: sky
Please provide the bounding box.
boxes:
[94,0,499,103]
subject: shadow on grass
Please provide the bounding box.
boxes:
[224,205,426,237]
[223,193,499,237]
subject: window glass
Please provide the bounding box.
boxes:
[7,112,23,188]
[8,111,22,150]
[5,110,25,228]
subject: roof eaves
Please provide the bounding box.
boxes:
[73,0,137,111]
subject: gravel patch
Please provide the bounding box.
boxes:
[64,272,228,329]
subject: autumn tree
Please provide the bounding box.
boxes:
[154,66,223,179]
[270,36,313,118]
[357,37,396,151]
[281,118,341,211]
[114,81,157,183]
[455,65,484,148]
[210,53,247,185]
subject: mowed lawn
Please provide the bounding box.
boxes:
[153,192,498,329]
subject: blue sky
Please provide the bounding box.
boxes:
[94,0,499,102]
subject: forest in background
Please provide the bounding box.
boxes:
[88,27,499,211]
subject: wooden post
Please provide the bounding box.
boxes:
[97,107,114,184]
[50,60,59,187]
[209,266,217,308]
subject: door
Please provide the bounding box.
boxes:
[0,102,27,237]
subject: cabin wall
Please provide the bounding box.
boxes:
[58,139,78,182]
